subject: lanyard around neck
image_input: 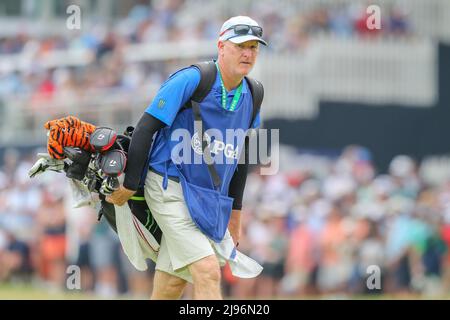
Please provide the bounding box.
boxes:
[215,62,243,111]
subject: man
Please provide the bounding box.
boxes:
[106,16,266,300]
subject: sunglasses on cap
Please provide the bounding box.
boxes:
[221,24,263,38]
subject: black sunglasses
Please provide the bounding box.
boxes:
[222,24,263,38]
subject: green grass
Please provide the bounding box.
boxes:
[0,284,101,300]
[1,284,449,300]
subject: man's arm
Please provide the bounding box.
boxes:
[228,210,242,247]
[106,113,164,205]
[227,137,250,246]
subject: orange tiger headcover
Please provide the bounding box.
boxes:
[44,116,96,159]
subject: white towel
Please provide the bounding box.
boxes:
[114,203,262,278]
[115,203,158,271]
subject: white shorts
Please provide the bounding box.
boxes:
[144,170,214,283]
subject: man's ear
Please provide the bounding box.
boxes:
[217,40,225,56]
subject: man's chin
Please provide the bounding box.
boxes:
[239,64,253,76]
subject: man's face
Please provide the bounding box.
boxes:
[218,40,260,77]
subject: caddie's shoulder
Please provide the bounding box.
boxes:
[168,66,200,83]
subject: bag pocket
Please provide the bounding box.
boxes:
[180,179,233,243]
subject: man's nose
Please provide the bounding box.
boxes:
[241,47,254,57]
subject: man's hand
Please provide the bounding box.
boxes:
[105,185,136,206]
[228,210,242,247]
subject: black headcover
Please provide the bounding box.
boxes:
[63,147,91,180]
[99,149,127,177]
[90,127,117,152]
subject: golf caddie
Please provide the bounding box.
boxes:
[107,15,267,300]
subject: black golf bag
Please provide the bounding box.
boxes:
[63,126,162,244]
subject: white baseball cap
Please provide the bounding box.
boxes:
[219,16,267,46]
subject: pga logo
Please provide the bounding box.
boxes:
[191,131,211,155]
[191,132,238,159]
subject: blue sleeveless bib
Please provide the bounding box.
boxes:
[150,77,254,242]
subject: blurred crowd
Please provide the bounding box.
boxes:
[1,145,450,299]
[0,1,412,106]
[232,146,450,298]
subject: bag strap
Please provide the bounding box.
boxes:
[178,61,217,113]
[181,61,220,189]
[245,77,264,127]
[191,61,217,102]
[191,100,222,189]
